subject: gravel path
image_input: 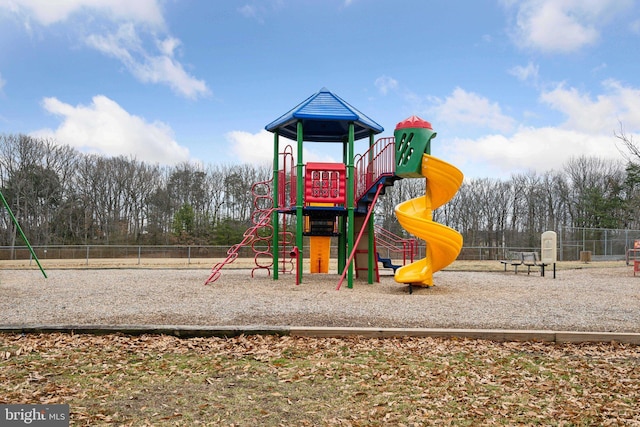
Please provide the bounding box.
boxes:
[1,266,639,332]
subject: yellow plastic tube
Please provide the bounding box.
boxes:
[394,154,463,287]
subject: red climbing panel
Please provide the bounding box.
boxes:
[305,162,346,204]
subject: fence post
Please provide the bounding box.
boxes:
[559,225,563,261]
[138,246,141,265]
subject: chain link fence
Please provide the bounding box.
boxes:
[459,227,640,261]
[558,226,640,261]
[3,227,640,265]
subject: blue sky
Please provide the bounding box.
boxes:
[1,0,640,179]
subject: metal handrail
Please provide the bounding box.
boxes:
[374,225,417,265]
[354,137,395,201]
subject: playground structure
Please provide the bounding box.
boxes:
[205,88,463,289]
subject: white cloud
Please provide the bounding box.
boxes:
[431,87,516,133]
[369,77,640,178]
[225,130,338,165]
[0,72,5,91]
[34,95,190,165]
[441,80,640,178]
[226,130,274,164]
[591,62,608,74]
[509,61,539,83]
[540,79,640,133]
[507,0,632,53]
[238,4,261,21]
[85,24,210,99]
[375,76,398,95]
[0,0,164,27]
[1,0,209,99]
[84,23,138,62]
[448,127,624,178]
[237,1,284,22]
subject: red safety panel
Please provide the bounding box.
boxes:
[305,162,346,204]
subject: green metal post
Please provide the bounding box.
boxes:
[0,191,47,278]
[337,141,348,272]
[346,123,355,288]
[272,131,280,280]
[296,121,304,283]
[367,132,376,284]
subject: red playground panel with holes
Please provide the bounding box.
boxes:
[305,162,346,204]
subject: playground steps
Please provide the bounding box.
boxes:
[355,174,399,214]
[376,252,401,272]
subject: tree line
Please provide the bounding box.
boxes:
[378,156,637,252]
[0,134,271,246]
[1,133,639,250]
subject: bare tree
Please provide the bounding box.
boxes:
[615,121,640,161]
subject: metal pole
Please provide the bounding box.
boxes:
[272,131,280,280]
[295,121,304,283]
[346,123,355,288]
[367,132,376,284]
[0,191,46,278]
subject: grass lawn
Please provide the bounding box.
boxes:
[1,333,639,426]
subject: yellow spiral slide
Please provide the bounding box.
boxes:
[394,154,464,287]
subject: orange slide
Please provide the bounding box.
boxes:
[309,202,333,273]
[394,154,463,287]
[310,236,331,273]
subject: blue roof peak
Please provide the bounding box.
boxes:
[265,88,384,142]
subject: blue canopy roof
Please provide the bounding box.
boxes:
[265,88,384,142]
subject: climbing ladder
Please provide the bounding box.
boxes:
[206,147,297,285]
[204,206,276,284]
[250,179,276,277]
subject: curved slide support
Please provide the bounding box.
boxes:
[394,154,463,287]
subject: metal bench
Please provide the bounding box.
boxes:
[522,251,556,277]
[500,252,523,274]
[521,252,539,275]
